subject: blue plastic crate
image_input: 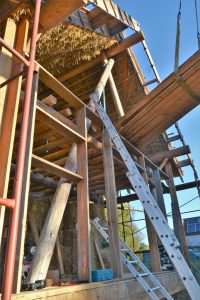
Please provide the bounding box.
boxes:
[91,269,113,282]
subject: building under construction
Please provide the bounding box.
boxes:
[0,0,200,299]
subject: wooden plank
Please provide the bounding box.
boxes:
[37,100,77,132]
[13,72,38,293]
[29,147,76,283]
[39,0,88,31]
[0,19,28,248]
[76,107,91,282]
[39,65,85,109]
[103,129,123,278]
[178,159,191,168]
[36,104,85,143]
[10,272,185,299]
[32,154,83,182]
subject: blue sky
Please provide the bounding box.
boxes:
[114,0,200,242]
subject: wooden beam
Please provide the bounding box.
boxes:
[0,18,16,125]
[29,211,65,277]
[178,159,191,168]
[0,19,28,248]
[166,135,180,143]
[105,62,124,118]
[32,154,83,182]
[138,156,161,273]
[36,103,85,143]
[152,168,167,219]
[165,163,191,266]
[29,152,75,283]
[93,59,115,99]
[41,95,57,107]
[59,32,144,82]
[0,0,24,22]
[103,129,123,278]
[39,0,88,31]
[148,146,191,163]
[0,19,16,250]
[77,107,91,282]
[13,72,38,293]
[39,64,85,109]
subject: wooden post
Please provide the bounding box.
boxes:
[138,156,161,273]
[0,18,17,246]
[108,74,124,118]
[29,59,114,283]
[13,71,38,292]
[165,162,191,266]
[76,107,91,282]
[103,59,124,118]
[152,168,167,218]
[103,129,123,278]
[0,18,17,126]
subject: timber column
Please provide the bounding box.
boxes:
[165,162,191,266]
[103,129,123,278]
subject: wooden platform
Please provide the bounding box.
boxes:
[119,51,200,148]
[11,272,184,300]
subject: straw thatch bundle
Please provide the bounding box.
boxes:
[36,22,116,77]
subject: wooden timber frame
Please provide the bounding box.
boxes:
[0,0,194,299]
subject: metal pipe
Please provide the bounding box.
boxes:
[2,1,42,299]
[0,37,30,67]
[0,199,15,209]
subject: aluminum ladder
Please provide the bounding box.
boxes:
[92,217,174,300]
[90,93,200,300]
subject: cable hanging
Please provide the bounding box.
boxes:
[195,0,200,49]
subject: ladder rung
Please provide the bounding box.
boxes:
[151,286,160,291]
[129,260,138,264]
[140,273,149,277]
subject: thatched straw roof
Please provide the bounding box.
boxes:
[36,22,116,78]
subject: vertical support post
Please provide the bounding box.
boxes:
[0,19,17,127]
[76,107,91,282]
[103,129,123,278]
[165,162,191,266]
[0,18,17,246]
[152,168,167,218]
[13,72,38,292]
[138,156,161,272]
